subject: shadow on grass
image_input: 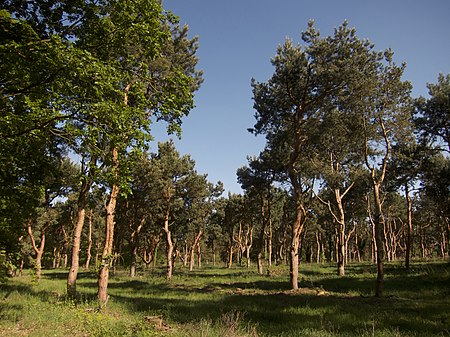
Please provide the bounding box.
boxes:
[109,284,448,336]
[43,271,96,280]
[4,261,449,336]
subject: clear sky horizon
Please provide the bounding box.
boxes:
[151,0,450,194]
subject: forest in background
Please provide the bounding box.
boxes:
[1,0,449,309]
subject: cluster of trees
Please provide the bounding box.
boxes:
[1,0,202,305]
[244,21,449,296]
[1,1,448,303]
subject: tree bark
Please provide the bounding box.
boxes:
[85,210,93,271]
[163,207,174,279]
[227,242,233,269]
[287,116,310,289]
[140,234,161,269]
[268,218,273,268]
[130,216,145,277]
[404,184,413,270]
[98,148,120,307]
[18,235,25,277]
[197,241,202,268]
[373,183,386,297]
[189,228,203,271]
[258,200,267,275]
[364,116,390,297]
[27,220,46,283]
[67,157,95,298]
[244,225,253,269]
[289,201,306,290]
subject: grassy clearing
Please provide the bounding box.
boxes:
[0,261,449,336]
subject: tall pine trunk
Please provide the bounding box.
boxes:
[288,166,307,290]
[290,204,305,290]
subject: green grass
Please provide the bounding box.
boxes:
[1,261,449,336]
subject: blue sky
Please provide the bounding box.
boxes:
[152,0,450,194]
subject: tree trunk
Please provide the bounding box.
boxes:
[335,190,346,276]
[85,210,93,271]
[197,242,202,268]
[227,241,233,268]
[345,223,356,265]
[52,247,60,269]
[18,235,25,277]
[189,229,203,271]
[130,217,145,277]
[337,221,345,276]
[268,218,273,268]
[67,157,95,298]
[290,201,306,290]
[373,183,386,298]
[98,148,120,308]
[62,224,69,268]
[163,208,174,279]
[27,220,46,283]
[405,184,413,270]
[316,231,321,263]
[257,251,264,275]
[258,201,267,275]
[67,196,86,297]
[245,225,253,269]
[140,234,161,269]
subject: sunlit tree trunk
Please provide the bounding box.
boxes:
[289,182,306,290]
[67,156,95,298]
[163,207,174,279]
[244,225,253,269]
[27,219,46,283]
[130,216,145,277]
[197,241,202,268]
[98,148,120,307]
[257,200,267,275]
[405,184,413,270]
[85,210,93,271]
[212,243,216,266]
[189,228,203,271]
[372,182,386,297]
[140,235,161,269]
[268,218,273,268]
[18,235,25,276]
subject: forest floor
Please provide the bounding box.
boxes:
[0,260,449,336]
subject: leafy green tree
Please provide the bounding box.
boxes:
[419,153,450,257]
[251,21,388,290]
[180,175,223,271]
[237,152,276,273]
[147,141,198,279]
[386,141,428,269]
[24,156,78,282]
[221,194,244,268]
[1,0,201,304]
[361,52,412,296]
[311,108,366,276]
[415,74,450,152]
[206,198,227,266]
